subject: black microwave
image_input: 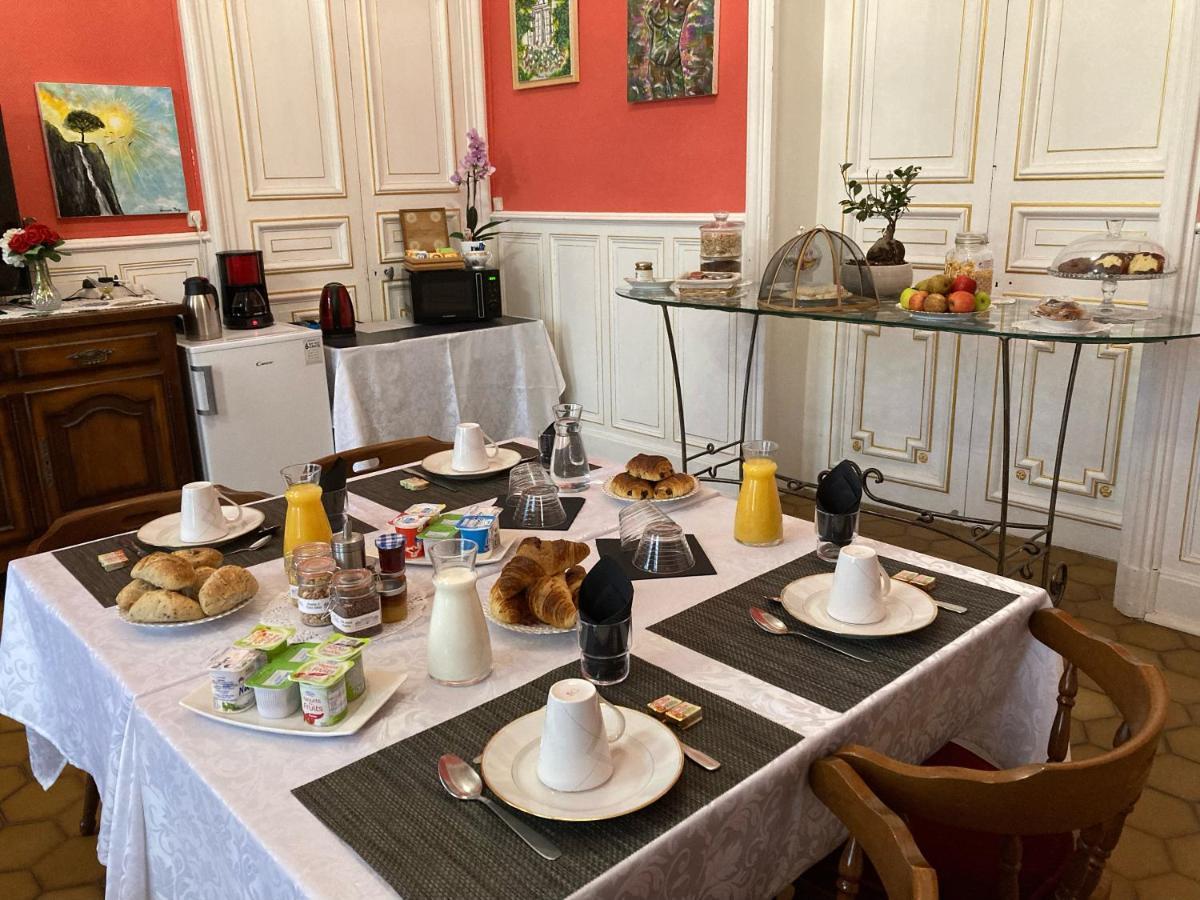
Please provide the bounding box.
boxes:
[409,267,502,325]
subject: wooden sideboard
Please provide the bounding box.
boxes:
[0,305,193,569]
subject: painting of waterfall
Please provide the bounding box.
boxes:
[35,82,187,217]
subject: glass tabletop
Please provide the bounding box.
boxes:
[615,287,1200,344]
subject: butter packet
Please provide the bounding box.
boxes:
[647,695,683,719]
[894,570,936,590]
[98,549,129,571]
[665,701,703,730]
[399,477,429,491]
[405,503,446,518]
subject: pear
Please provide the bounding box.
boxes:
[915,274,953,295]
[924,293,949,313]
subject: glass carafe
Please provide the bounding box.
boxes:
[550,402,590,493]
[426,539,492,686]
[734,440,783,547]
[282,463,333,581]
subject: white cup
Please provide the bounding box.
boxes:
[536,678,626,792]
[179,481,244,543]
[451,422,498,472]
[826,544,890,625]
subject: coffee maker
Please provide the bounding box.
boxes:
[215,250,274,329]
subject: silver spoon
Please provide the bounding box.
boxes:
[749,607,873,664]
[764,593,967,615]
[437,754,561,860]
[224,533,274,555]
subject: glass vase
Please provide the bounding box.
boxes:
[29,257,62,314]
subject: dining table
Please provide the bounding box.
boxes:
[0,442,1060,899]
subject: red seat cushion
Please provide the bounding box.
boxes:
[908,742,1075,899]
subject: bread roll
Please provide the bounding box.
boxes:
[128,590,204,623]
[528,574,578,629]
[611,472,654,500]
[186,565,217,599]
[130,552,195,592]
[626,454,674,482]
[117,579,153,612]
[653,472,695,499]
[172,547,224,569]
[198,565,258,616]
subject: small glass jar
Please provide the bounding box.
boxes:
[329,568,383,637]
[945,233,994,290]
[378,574,409,624]
[700,212,743,260]
[633,261,655,282]
[296,557,337,627]
[288,542,333,605]
[375,533,407,575]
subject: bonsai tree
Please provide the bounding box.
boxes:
[839,163,921,265]
[63,109,104,143]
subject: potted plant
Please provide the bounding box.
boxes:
[838,163,921,300]
[449,129,503,268]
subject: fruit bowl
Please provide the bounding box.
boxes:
[899,272,991,316]
[895,303,990,322]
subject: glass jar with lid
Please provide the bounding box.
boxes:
[700,212,743,260]
[945,233,994,291]
[330,568,383,638]
[296,557,337,627]
[288,541,333,605]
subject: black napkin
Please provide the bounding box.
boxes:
[578,558,633,676]
[320,456,348,493]
[816,459,862,513]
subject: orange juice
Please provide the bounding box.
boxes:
[283,482,333,576]
[735,454,783,546]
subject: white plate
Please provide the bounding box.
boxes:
[420,447,524,479]
[117,593,256,629]
[601,474,698,505]
[896,303,989,321]
[1015,318,1110,336]
[481,706,683,821]
[623,276,673,290]
[136,507,266,549]
[780,573,937,638]
[405,532,515,566]
[480,595,573,635]
[179,668,407,737]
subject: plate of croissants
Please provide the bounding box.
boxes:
[116,548,259,627]
[486,537,590,634]
[602,454,697,504]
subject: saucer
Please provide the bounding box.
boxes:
[780,573,937,638]
[136,507,266,549]
[480,706,683,821]
[421,447,524,480]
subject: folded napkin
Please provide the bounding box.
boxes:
[579,558,633,672]
[319,456,348,494]
[538,423,555,469]
[816,459,863,514]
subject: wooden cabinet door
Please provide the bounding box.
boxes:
[26,374,181,520]
[0,398,38,552]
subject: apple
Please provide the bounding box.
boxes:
[975,290,991,311]
[948,290,976,313]
[907,290,928,311]
[950,275,977,294]
[899,287,917,310]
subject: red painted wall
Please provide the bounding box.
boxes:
[0,0,204,239]
[482,0,747,213]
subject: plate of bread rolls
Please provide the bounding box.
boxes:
[486,537,590,634]
[602,454,697,504]
[116,548,260,627]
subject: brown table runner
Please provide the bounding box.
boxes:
[293,656,801,899]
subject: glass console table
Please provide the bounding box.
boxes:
[616,287,1200,591]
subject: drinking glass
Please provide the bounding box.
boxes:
[321,487,347,533]
[578,616,632,685]
[506,461,553,507]
[632,522,695,575]
[618,500,671,550]
[815,507,859,562]
[550,403,590,493]
[281,463,321,487]
[512,483,568,528]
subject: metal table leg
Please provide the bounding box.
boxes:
[662,305,688,473]
[1041,343,1083,587]
[998,338,1011,575]
[737,315,761,480]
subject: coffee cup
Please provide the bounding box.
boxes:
[180,481,244,543]
[826,544,890,625]
[451,422,498,472]
[536,678,626,792]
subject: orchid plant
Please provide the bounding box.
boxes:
[449,128,502,244]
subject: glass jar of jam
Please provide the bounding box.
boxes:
[288,542,333,606]
[378,574,409,624]
[375,533,407,575]
[296,557,337,627]
[329,568,383,637]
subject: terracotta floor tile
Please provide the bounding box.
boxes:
[0,821,64,871]
[1147,754,1200,802]
[1109,827,1172,880]
[32,836,105,891]
[0,765,28,803]
[0,732,30,767]
[1136,872,1200,899]
[1163,649,1200,679]
[1074,687,1117,721]
[1116,623,1188,653]
[1166,702,1192,730]
[37,885,106,900]
[1071,599,1136,627]
[1167,833,1200,883]
[0,870,39,900]
[1127,788,1200,839]
[1084,715,1124,748]
[1163,670,1200,705]
[1,776,85,825]
[0,715,23,734]
[1168,727,1200,764]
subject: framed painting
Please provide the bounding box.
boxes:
[627,0,720,103]
[35,82,187,217]
[511,0,580,90]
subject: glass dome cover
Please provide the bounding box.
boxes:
[1049,218,1172,279]
[757,225,879,313]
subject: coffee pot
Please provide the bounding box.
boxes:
[319,282,356,337]
[182,276,222,341]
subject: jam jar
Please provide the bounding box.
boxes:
[329,568,383,638]
[296,557,337,627]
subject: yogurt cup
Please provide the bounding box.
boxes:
[405,503,446,518]
[246,664,301,718]
[275,641,320,670]
[290,660,353,728]
[234,624,294,660]
[206,646,265,713]
[315,634,371,702]
[457,514,496,554]
[391,514,431,559]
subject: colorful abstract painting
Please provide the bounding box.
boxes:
[511,0,579,90]
[36,82,187,217]
[627,0,719,102]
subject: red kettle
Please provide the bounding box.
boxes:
[319,282,356,337]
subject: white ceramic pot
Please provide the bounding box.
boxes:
[865,262,913,300]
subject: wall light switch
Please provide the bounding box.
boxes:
[492,196,504,211]
[187,210,203,228]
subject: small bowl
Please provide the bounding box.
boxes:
[464,250,491,269]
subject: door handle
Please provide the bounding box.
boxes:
[67,347,114,366]
[383,266,396,281]
[190,364,218,416]
[38,438,54,490]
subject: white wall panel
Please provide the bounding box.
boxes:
[548,235,605,425]
[607,237,665,438]
[498,233,548,323]
[250,216,354,274]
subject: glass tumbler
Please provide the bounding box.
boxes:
[550,403,590,493]
[578,616,632,685]
[815,508,860,562]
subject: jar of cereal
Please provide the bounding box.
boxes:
[945,233,994,291]
[296,557,337,627]
[699,212,743,260]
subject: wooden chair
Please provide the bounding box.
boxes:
[312,435,451,477]
[810,607,1168,900]
[24,485,270,836]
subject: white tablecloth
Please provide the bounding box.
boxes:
[324,319,565,450]
[0,461,1058,898]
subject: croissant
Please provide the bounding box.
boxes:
[513,537,590,574]
[488,556,543,625]
[528,574,578,629]
[565,565,585,598]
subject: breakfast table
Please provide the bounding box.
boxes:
[0,444,1059,898]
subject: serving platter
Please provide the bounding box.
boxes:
[480,596,572,635]
[895,303,990,322]
[600,475,698,505]
[1014,319,1111,336]
[779,573,937,638]
[137,507,266,549]
[118,594,256,629]
[420,448,524,480]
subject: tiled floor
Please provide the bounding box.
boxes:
[0,506,1197,898]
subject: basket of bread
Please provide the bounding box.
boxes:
[117,548,259,627]
[603,454,697,503]
[486,537,590,634]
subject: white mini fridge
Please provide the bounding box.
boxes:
[178,324,335,494]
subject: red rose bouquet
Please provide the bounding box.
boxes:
[2,221,66,268]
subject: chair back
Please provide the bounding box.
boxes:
[312,436,451,477]
[27,487,270,555]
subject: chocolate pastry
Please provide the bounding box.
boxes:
[1127,252,1165,275]
[1033,298,1087,321]
[1093,253,1128,275]
[1055,257,1094,275]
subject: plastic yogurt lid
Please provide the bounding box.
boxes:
[234,624,294,653]
[247,665,294,690]
[405,503,446,517]
[391,514,430,530]
[289,660,353,687]
[206,646,261,672]
[458,515,496,530]
[316,634,371,660]
[276,642,320,669]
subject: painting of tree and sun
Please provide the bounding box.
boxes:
[35,82,187,217]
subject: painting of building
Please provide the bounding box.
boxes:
[511,0,580,90]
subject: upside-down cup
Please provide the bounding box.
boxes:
[506,461,553,507]
[511,483,567,529]
[632,522,695,575]
[618,500,672,551]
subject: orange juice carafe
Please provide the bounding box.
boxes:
[283,482,333,579]
[734,440,783,547]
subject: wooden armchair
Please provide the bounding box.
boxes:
[810,607,1168,899]
[312,435,451,477]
